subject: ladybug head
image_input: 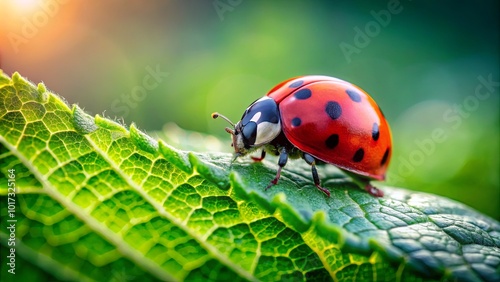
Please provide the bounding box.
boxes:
[212,96,281,157]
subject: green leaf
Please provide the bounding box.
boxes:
[0,70,499,282]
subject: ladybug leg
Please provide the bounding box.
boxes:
[364,183,384,197]
[346,172,384,197]
[251,150,266,162]
[303,153,331,197]
[265,148,287,190]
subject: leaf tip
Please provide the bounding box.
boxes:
[271,193,310,232]
[158,140,193,173]
[95,114,128,134]
[310,211,350,248]
[130,123,159,155]
[37,82,47,94]
[36,83,49,102]
[12,71,22,83]
[229,172,250,199]
[189,152,230,189]
[72,105,98,134]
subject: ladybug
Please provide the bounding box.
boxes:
[212,75,392,197]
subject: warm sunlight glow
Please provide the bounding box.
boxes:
[1,0,79,58]
[10,0,43,13]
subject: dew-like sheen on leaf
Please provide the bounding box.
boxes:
[0,71,499,282]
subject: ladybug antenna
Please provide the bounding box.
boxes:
[212,112,235,128]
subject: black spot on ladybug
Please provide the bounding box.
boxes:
[325,134,339,149]
[325,101,342,120]
[291,117,301,127]
[294,88,312,100]
[289,80,304,88]
[346,89,362,102]
[381,148,390,166]
[352,148,364,162]
[372,123,380,141]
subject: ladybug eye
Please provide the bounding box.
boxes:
[241,122,257,148]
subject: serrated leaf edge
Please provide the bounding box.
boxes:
[1,72,259,282]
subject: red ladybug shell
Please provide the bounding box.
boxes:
[267,75,392,180]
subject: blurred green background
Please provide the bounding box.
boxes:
[1,0,498,219]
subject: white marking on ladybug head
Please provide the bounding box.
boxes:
[250,111,262,123]
[255,120,281,146]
